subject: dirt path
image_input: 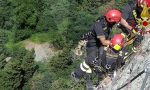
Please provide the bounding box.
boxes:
[23,40,59,61]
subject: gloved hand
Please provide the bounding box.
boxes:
[74,40,87,56]
[130,27,140,35]
[131,28,138,34]
[125,29,138,46]
[120,33,126,38]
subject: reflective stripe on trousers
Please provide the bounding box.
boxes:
[80,61,92,73]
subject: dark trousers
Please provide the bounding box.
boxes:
[74,46,104,90]
[74,46,99,79]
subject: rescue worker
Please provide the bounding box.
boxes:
[120,0,150,51]
[71,9,126,90]
[101,34,126,75]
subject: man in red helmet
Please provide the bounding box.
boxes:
[71,9,126,90]
[101,34,126,76]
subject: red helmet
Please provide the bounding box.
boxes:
[105,9,122,23]
[138,0,150,7]
[146,0,150,7]
[110,34,125,51]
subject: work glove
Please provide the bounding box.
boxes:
[74,40,87,56]
[131,28,137,34]
[120,33,126,38]
[130,27,141,35]
[127,27,139,40]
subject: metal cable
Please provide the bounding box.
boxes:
[140,59,150,90]
[117,58,150,90]
[116,70,144,90]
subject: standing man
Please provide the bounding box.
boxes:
[71,9,125,90]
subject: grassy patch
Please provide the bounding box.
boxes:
[5,41,23,50]
[4,31,22,50]
[29,32,53,43]
[5,31,55,49]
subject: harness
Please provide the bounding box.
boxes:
[97,16,112,40]
[81,16,112,41]
[100,46,124,71]
[74,17,110,56]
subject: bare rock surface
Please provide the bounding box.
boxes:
[23,40,59,61]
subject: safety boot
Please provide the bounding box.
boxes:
[132,47,137,52]
[71,71,80,83]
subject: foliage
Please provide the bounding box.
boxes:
[0,0,13,29]
[9,0,39,30]
[49,48,73,72]
[0,0,104,48]
[0,30,8,52]
[0,53,7,69]
[21,50,37,82]
[115,0,129,10]
[13,29,34,42]
[25,72,53,90]
[0,58,22,90]
[30,32,53,43]
[25,52,84,90]
[0,30,9,69]
[0,46,36,90]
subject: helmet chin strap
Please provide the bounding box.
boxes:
[108,22,116,26]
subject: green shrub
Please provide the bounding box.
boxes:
[13,29,34,42]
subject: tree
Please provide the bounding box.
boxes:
[0,0,13,29]
[49,48,73,72]
[0,58,22,90]
[9,0,39,30]
[21,50,37,83]
[0,47,36,90]
[0,30,8,52]
[26,72,53,90]
[0,30,9,69]
[0,53,7,69]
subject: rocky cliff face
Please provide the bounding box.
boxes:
[105,34,150,90]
